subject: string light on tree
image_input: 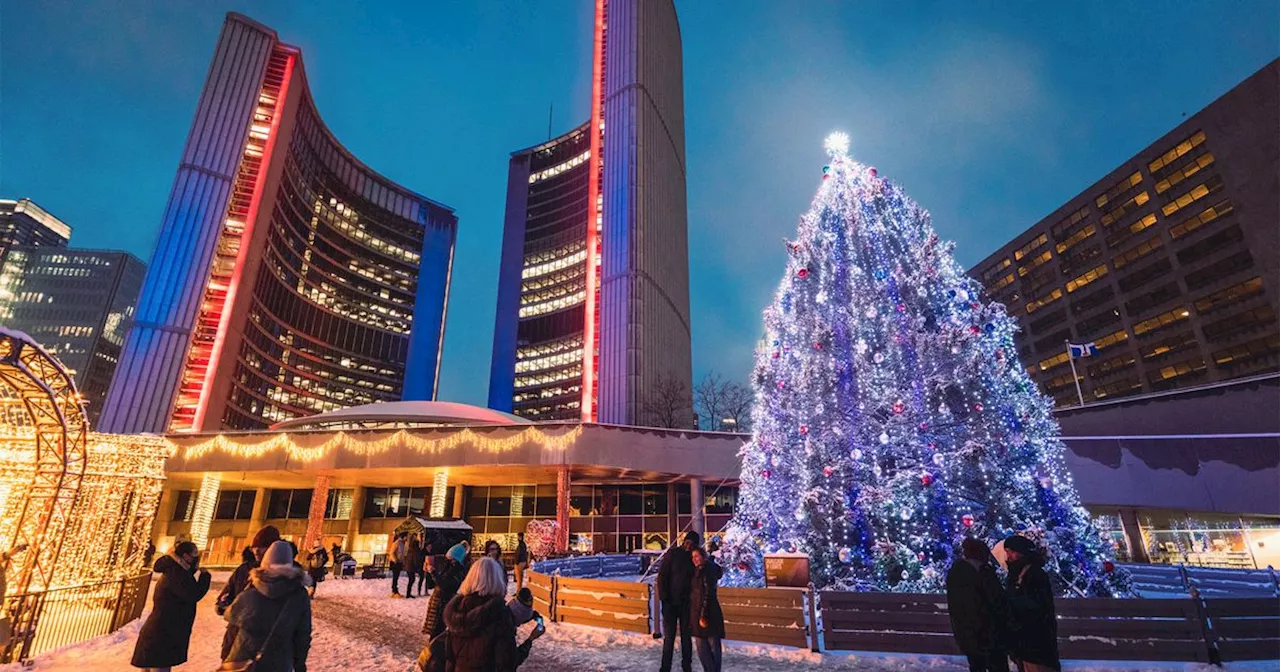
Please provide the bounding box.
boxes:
[718,134,1129,596]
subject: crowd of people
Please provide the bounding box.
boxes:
[125,521,1058,672]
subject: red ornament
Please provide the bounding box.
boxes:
[823,466,834,477]
[799,424,809,435]
[797,268,809,279]
[776,381,785,390]
[919,422,929,430]
[737,561,749,571]
[822,174,830,181]
[772,351,780,359]
[869,168,878,177]
[892,401,906,414]
[920,473,934,486]
[928,442,937,450]
[813,342,823,350]
[974,403,984,412]
[1103,561,1115,574]
[962,514,975,528]
[896,303,907,313]
[971,301,981,309]
[969,325,981,335]
[761,469,772,478]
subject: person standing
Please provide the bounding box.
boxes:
[306,543,329,597]
[421,543,468,638]
[947,538,1010,672]
[142,540,156,568]
[218,525,282,660]
[514,532,529,589]
[657,531,699,672]
[1003,536,1060,672]
[223,540,313,672]
[130,541,211,671]
[404,535,423,598]
[689,547,725,672]
[330,542,342,577]
[441,557,518,670]
[389,531,408,598]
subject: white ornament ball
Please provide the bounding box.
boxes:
[866,308,877,318]
[899,509,912,520]
[932,453,946,466]
[851,448,863,460]
[794,509,805,522]
[923,567,936,579]
[879,432,890,444]
[874,353,885,363]
[901,570,909,579]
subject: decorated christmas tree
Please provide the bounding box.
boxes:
[720,133,1128,596]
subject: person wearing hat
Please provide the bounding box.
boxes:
[131,541,211,671]
[947,538,1010,672]
[223,540,313,671]
[217,525,282,659]
[1002,535,1059,672]
[421,543,469,638]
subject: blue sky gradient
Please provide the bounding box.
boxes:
[2,0,1277,406]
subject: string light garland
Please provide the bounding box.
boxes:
[430,470,450,518]
[719,134,1129,597]
[302,476,330,551]
[189,474,220,551]
[174,425,584,462]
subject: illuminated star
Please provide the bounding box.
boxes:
[824,131,850,157]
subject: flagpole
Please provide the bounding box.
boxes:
[1065,340,1085,407]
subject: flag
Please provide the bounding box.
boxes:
[1068,342,1099,358]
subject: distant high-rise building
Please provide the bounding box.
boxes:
[0,248,145,424]
[100,13,457,434]
[489,0,693,425]
[972,60,1279,406]
[0,198,72,263]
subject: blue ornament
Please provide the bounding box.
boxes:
[983,323,995,334]
[874,269,887,280]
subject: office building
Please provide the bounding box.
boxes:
[489,0,693,425]
[100,13,457,434]
[0,198,71,263]
[0,248,145,424]
[972,60,1279,406]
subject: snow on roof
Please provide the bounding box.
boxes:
[271,400,531,430]
[406,517,473,531]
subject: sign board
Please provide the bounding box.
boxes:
[763,553,810,588]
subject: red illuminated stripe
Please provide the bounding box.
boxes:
[189,52,295,430]
[581,0,605,422]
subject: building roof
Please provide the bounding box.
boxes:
[270,400,531,430]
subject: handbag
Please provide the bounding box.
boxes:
[217,597,291,671]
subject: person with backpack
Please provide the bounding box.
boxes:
[131,541,211,671]
[217,525,282,660]
[222,540,313,672]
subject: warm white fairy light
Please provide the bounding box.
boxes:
[430,470,449,518]
[189,474,220,551]
[176,425,584,462]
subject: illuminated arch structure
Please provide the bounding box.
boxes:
[0,328,87,598]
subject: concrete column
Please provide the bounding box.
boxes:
[1119,508,1151,564]
[452,485,465,519]
[689,478,705,539]
[247,487,269,534]
[555,466,570,553]
[346,486,367,546]
[666,482,678,549]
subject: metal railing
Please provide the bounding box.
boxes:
[1,571,152,663]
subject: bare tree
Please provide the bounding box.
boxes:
[642,374,692,428]
[694,372,727,431]
[720,381,753,432]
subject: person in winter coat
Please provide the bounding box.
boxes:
[405,536,424,598]
[422,543,469,637]
[306,544,329,597]
[224,540,313,672]
[390,531,409,597]
[657,531,700,672]
[514,532,528,589]
[689,547,725,672]
[947,538,1010,672]
[218,525,282,659]
[131,541,211,671]
[1003,536,1060,672]
[443,557,519,671]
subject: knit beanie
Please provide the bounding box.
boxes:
[447,543,468,565]
[251,525,282,549]
[261,540,295,570]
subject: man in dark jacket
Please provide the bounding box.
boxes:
[422,542,469,637]
[224,540,313,672]
[131,541,211,669]
[1003,535,1060,672]
[514,532,529,589]
[657,531,700,672]
[947,538,1010,672]
[217,524,282,659]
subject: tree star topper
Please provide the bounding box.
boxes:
[824,131,850,157]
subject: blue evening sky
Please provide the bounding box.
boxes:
[2,1,1277,406]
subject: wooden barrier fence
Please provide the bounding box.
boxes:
[554,577,652,634]
[524,570,1280,662]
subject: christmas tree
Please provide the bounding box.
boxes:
[720,133,1128,596]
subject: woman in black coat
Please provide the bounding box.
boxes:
[131,541,211,671]
[689,547,725,672]
[224,540,313,672]
[947,538,1010,672]
[422,543,469,637]
[1003,536,1060,672]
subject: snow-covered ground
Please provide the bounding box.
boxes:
[3,572,1276,671]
